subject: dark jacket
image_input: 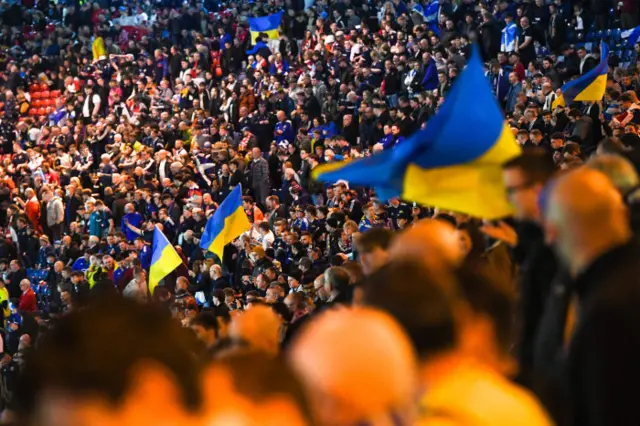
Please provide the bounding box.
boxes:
[565,242,640,426]
[513,222,558,388]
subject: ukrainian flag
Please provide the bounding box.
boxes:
[200,185,251,260]
[92,36,106,61]
[552,42,609,109]
[312,45,521,219]
[248,12,283,44]
[149,226,183,295]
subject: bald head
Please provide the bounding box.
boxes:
[543,167,632,274]
[289,307,418,425]
[389,219,464,268]
[586,154,639,195]
[228,305,281,356]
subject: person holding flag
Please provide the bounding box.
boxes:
[552,41,609,109]
[501,13,518,53]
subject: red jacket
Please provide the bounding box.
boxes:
[19,289,36,313]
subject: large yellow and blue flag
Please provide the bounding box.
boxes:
[248,12,283,44]
[149,226,183,295]
[552,41,609,109]
[313,45,521,219]
[200,185,251,260]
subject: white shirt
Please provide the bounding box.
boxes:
[261,230,275,250]
[159,159,168,181]
[83,94,101,117]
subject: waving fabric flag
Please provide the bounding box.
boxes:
[552,41,609,109]
[312,45,521,219]
[501,21,518,52]
[149,226,182,295]
[622,25,640,46]
[199,185,251,261]
[248,12,283,44]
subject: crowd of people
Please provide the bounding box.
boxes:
[0,0,639,424]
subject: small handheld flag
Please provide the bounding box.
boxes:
[552,41,609,109]
[200,185,251,261]
[149,226,183,295]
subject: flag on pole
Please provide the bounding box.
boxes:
[313,44,522,219]
[199,185,251,261]
[622,25,640,46]
[149,226,182,295]
[248,12,283,44]
[552,41,609,109]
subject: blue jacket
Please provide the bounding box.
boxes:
[422,58,439,91]
[246,41,270,57]
[380,134,394,150]
[122,212,143,242]
[139,245,152,270]
[275,120,294,143]
[72,257,90,272]
[486,70,510,103]
[270,61,289,75]
[505,82,522,113]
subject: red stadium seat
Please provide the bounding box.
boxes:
[40,83,48,91]
[30,84,40,92]
[40,90,50,99]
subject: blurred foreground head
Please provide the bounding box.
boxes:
[202,352,313,426]
[543,167,632,275]
[389,218,464,268]
[288,307,418,426]
[229,304,281,356]
[16,297,203,426]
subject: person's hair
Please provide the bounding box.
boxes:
[214,353,313,423]
[530,129,542,138]
[192,312,220,337]
[598,136,629,154]
[620,93,635,103]
[223,288,236,298]
[503,148,556,184]
[341,261,364,284]
[242,196,254,204]
[362,261,458,358]
[16,298,204,415]
[455,262,515,353]
[324,267,351,294]
[586,154,640,194]
[271,301,292,322]
[457,221,486,260]
[354,228,394,253]
[258,222,270,232]
[287,291,306,311]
